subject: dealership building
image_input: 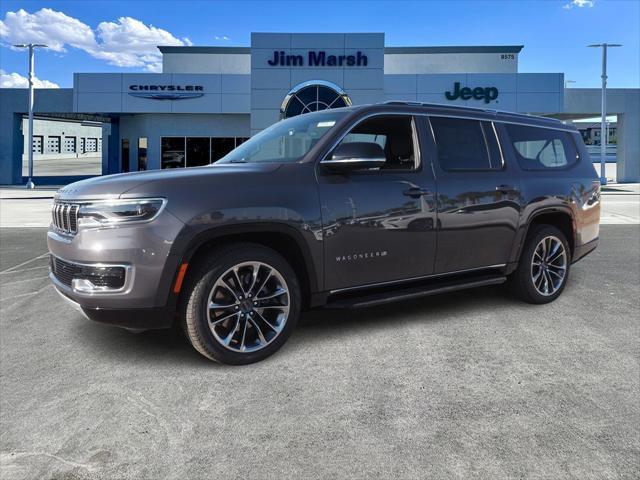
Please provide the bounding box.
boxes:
[0,32,638,184]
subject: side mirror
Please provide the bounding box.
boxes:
[321,142,386,171]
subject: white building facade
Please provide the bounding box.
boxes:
[0,32,637,184]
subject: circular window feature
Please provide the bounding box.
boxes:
[281,81,351,119]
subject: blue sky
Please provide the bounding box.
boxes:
[1,0,638,89]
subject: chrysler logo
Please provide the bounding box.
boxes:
[128,85,204,100]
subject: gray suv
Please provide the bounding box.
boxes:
[48,102,600,364]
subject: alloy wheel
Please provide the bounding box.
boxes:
[206,261,290,352]
[530,235,567,296]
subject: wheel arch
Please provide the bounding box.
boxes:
[177,223,320,310]
[516,207,576,263]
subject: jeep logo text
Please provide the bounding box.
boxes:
[445,82,499,103]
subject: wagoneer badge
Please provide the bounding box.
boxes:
[336,251,388,262]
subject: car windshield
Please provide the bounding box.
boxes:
[216,110,348,164]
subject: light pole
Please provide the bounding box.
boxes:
[588,43,622,185]
[13,43,48,189]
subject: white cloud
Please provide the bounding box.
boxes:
[214,35,230,41]
[563,0,595,9]
[0,8,95,52]
[0,69,59,88]
[0,8,192,72]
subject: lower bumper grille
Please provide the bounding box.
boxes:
[50,256,127,290]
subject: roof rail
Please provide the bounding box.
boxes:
[381,100,563,124]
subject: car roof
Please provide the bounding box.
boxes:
[348,101,576,132]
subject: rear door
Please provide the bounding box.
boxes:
[318,114,437,291]
[427,116,522,273]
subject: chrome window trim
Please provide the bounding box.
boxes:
[479,121,493,169]
[329,264,507,294]
[49,253,134,296]
[491,121,506,168]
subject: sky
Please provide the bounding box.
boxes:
[0,0,638,89]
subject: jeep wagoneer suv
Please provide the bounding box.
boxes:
[48,102,600,364]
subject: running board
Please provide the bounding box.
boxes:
[324,274,507,309]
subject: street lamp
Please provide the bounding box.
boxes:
[13,43,48,189]
[588,43,622,185]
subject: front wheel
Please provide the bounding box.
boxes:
[182,243,301,364]
[509,225,571,304]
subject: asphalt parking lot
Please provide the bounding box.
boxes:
[1,192,639,479]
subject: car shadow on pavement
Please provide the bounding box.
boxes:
[73,284,522,366]
[294,285,520,339]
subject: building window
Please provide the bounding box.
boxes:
[121,139,130,173]
[46,136,61,154]
[281,80,351,119]
[161,137,186,169]
[161,137,247,169]
[211,138,236,162]
[186,137,211,167]
[64,136,76,154]
[138,138,148,171]
[32,135,43,154]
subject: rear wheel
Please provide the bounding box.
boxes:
[509,225,571,304]
[182,244,300,364]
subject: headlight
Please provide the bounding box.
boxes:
[77,198,166,228]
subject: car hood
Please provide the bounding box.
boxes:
[55,163,283,201]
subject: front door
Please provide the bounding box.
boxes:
[318,114,437,291]
[427,116,522,273]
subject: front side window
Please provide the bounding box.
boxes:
[218,110,347,164]
[333,115,418,170]
[505,124,577,169]
[430,117,501,171]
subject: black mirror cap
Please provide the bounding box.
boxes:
[322,142,386,171]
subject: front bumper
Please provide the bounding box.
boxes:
[53,285,175,330]
[47,208,185,311]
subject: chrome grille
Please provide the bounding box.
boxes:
[52,202,79,234]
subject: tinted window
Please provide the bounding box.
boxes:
[430,117,500,170]
[335,115,417,170]
[505,124,577,169]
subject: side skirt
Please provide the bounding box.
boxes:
[323,273,506,309]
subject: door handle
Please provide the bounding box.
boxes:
[495,184,519,193]
[403,188,432,198]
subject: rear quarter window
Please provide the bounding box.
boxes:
[505,124,578,170]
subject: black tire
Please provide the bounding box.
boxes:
[508,225,571,304]
[182,243,301,364]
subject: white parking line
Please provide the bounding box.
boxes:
[0,265,49,275]
[0,253,48,274]
[0,283,52,302]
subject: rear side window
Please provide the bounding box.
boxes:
[505,124,577,170]
[430,117,502,171]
